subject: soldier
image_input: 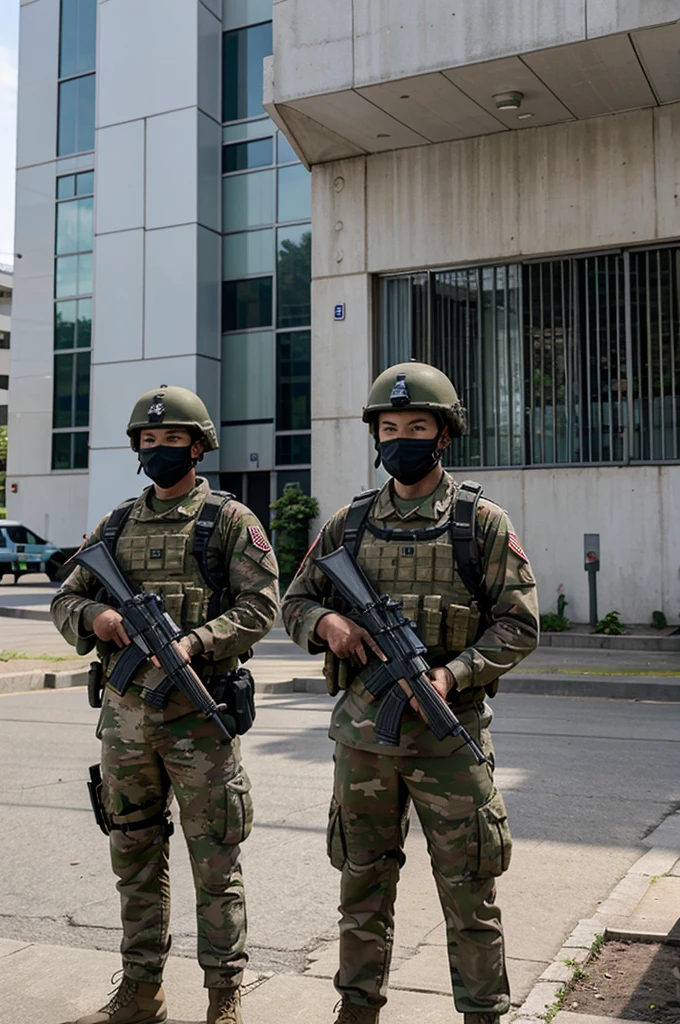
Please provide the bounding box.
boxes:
[52,386,279,1024]
[282,362,539,1024]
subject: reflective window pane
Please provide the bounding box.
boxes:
[223,137,273,173]
[57,175,75,199]
[223,118,273,143]
[277,224,311,328]
[221,331,274,423]
[77,253,93,295]
[53,353,74,427]
[277,133,298,164]
[223,228,274,279]
[58,74,95,156]
[223,22,273,122]
[75,350,91,426]
[222,277,273,332]
[76,170,94,195]
[222,169,274,231]
[73,431,89,469]
[277,163,311,222]
[55,256,78,298]
[276,468,310,498]
[77,298,92,347]
[276,434,311,465]
[223,0,273,31]
[55,301,77,349]
[276,331,310,430]
[52,433,71,470]
[59,0,97,77]
[56,197,94,255]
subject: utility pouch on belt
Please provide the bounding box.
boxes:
[208,668,256,736]
[323,651,352,696]
[87,661,104,709]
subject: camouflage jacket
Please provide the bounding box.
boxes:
[52,478,279,710]
[282,471,539,756]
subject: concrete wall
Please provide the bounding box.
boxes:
[272,0,678,102]
[309,103,680,623]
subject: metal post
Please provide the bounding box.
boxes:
[584,533,601,628]
[587,565,598,626]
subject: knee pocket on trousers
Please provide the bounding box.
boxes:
[213,764,253,846]
[467,789,512,878]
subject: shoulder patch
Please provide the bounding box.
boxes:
[508,531,528,562]
[248,524,271,552]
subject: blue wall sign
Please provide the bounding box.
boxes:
[334,304,345,321]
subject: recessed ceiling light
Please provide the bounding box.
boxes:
[517,112,534,120]
[377,133,391,138]
[493,91,523,110]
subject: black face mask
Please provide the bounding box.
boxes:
[138,445,196,489]
[379,436,442,485]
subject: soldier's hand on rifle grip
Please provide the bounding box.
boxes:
[92,609,132,648]
[315,612,387,665]
[407,666,455,718]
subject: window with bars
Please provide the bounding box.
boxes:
[378,247,680,467]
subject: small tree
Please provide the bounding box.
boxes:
[270,484,320,584]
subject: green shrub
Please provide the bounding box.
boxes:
[594,610,626,635]
[270,484,320,584]
[540,612,570,632]
[651,610,667,630]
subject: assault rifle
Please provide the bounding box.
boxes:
[315,545,490,765]
[74,542,232,741]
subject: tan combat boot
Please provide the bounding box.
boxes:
[207,987,242,1024]
[332,997,380,1024]
[74,974,167,1024]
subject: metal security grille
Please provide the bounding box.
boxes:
[378,246,680,467]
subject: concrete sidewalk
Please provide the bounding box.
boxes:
[2,811,678,1024]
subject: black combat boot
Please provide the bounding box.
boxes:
[464,1014,500,1024]
[207,987,242,1024]
[333,997,380,1023]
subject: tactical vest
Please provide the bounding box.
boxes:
[324,480,492,698]
[97,488,234,678]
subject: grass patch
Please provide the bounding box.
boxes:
[0,649,77,663]
[540,934,604,1022]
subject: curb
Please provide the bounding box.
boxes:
[0,668,87,694]
[256,674,680,702]
[511,810,680,1023]
[540,634,680,652]
[0,605,52,622]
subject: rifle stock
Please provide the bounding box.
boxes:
[315,545,490,766]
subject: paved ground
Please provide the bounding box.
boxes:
[1,686,679,1023]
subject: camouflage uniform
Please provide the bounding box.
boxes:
[282,470,538,1015]
[52,476,279,991]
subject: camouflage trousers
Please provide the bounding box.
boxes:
[97,686,253,989]
[327,705,512,1015]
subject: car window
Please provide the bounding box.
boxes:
[4,526,46,545]
[0,531,6,548]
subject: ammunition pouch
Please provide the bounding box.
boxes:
[206,667,256,736]
[87,763,175,839]
[323,651,354,697]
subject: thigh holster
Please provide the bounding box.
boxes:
[87,764,175,839]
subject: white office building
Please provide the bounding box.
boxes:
[10,0,311,548]
[266,1,680,624]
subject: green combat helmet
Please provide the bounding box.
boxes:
[362,361,467,438]
[126,385,219,451]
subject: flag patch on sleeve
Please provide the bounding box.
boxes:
[508,532,528,561]
[248,525,272,552]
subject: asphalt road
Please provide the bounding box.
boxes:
[1,688,679,1000]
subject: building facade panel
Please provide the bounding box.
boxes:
[16,0,60,170]
[310,273,371,422]
[145,108,199,230]
[92,228,144,363]
[586,0,680,37]
[97,0,199,126]
[198,111,222,232]
[311,157,367,279]
[143,225,199,359]
[311,417,373,528]
[196,225,221,360]
[272,0,354,103]
[94,120,145,233]
[654,104,680,237]
[197,0,222,123]
[5,473,89,548]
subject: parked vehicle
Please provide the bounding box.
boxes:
[0,521,66,583]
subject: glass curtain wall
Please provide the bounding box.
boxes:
[221,2,312,522]
[379,246,680,468]
[53,0,96,469]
